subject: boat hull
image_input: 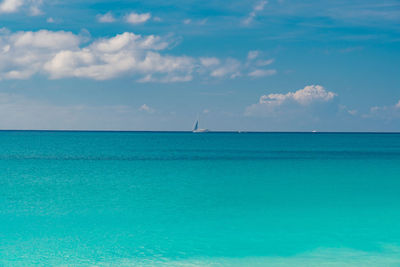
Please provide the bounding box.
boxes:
[193,129,209,133]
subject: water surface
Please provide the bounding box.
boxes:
[1,132,400,266]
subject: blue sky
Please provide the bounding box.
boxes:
[0,0,399,131]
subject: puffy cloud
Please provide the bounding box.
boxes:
[125,12,151,24]
[245,85,337,117]
[0,0,23,13]
[0,29,277,82]
[97,12,115,23]
[248,69,276,77]
[10,30,79,49]
[0,0,42,14]
[396,99,400,109]
[259,85,336,106]
[0,30,195,81]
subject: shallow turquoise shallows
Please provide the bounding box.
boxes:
[1,131,400,266]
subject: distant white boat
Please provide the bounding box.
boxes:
[312,130,317,133]
[192,118,209,133]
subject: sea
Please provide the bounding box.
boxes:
[1,131,400,266]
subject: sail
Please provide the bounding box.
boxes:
[193,120,199,131]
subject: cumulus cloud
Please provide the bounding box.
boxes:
[0,30,196,81]
[243,0,268,25]
[245,85,337,117]
[0,0,23,13]
[0,29,277,82]
[97,12,115,23]
[0,0,42,15]
[261,85,336,106]
[125,12,151,24]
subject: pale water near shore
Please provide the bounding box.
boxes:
[1,132,400,266]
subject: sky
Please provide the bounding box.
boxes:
[0,0,399,131]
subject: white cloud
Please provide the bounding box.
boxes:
[248,69,276,77]
[247,50,259,60]
[0,29,277,82]
[257,59,274,66]
[339,104,358,116]
[210,58,241,78]
[11,30,79,49]
[183,18,208,25]
[245,85,337,117]
[125,12,151,24]
[260,85,336,106]
[0,0,23,13]
[347,109,358,115]
[153,16,162,22]
[0,30,196,81]
[29,2,42,15]
[97,12,115,23]
[46,17,54,23]
[243,0,268,25]
[362,99,400,120]
[200,57,220,67]
[0,0,43,15]
[254,0,268,11]
[139,104,155,113]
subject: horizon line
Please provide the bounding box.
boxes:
[0,129,399,134]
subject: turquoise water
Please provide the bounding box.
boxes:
[1,131,400,266]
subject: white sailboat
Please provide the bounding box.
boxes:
[192,118,209,133]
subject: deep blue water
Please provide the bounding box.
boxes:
[1,131,400,266]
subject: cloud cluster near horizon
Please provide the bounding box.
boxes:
[362,98,400,121]
[246,85,337,117]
